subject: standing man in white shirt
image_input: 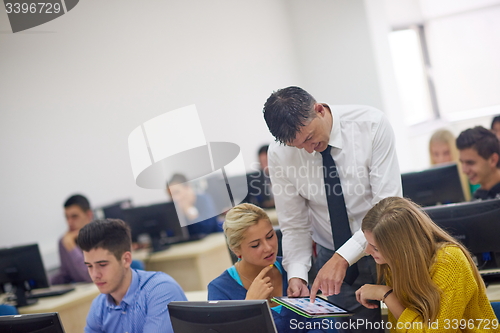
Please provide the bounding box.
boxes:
[263,86,401,332]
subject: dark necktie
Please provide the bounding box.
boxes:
[320,145,359,285]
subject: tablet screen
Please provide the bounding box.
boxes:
[276,297,349,316]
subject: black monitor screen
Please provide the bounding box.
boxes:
[424,198,500,267]
[97,199,132,221]
[122,202,188,251]
[0,313,65,333]
[0,244,49,307]
[168,300,277,333]
[402,163,465,207]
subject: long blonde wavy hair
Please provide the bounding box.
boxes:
[362,197,485,323]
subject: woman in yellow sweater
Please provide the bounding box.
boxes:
[355,197,497,332]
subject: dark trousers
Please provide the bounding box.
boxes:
[314,244,383,333]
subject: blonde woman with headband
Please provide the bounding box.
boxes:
[355,197,496,332]
[208,203,327,333]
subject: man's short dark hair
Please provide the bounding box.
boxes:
[492,115,500,129]
[257,145,269,156]
[167,173,188,187]
[77,219,131,260]
[64,194,91,211]
[263,86,317,144]
[456,126,500,167]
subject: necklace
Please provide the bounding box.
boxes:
[235,261,257,283]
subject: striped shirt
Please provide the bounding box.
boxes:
[85,269,187,333]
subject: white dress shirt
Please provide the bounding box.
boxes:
[268,104,402,283]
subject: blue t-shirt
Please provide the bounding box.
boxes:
[207,257,326,333]
[85,269,187,333]
[187,193,222,236]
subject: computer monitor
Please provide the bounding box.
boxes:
[0,244,49,307]
[401,163,465,207]
[94,199,133,221]
[423,198,500,269]
[122,202,188,252]
[0,313,65,333]
[168,300,277,333]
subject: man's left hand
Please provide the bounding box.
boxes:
[309,252,348,302]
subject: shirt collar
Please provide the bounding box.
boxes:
[327,106,342,150]
[105,269,139,308]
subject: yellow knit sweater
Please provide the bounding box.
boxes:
[388,245,498,332]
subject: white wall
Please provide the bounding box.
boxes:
[286,0,383,109]
[0,0,301,268]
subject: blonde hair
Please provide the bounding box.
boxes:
[224,203,270,251]
[429,129,459,165]
[429,129,471,200]
[362,197,484,323]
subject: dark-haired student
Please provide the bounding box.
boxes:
[51,194,93,285]
[167,173,221,236]
[457,126,500,200]
[491,115,500,141]
[78,219,187,333]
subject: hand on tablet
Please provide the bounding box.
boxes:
[246,265,274,300]
[310,253,349,302]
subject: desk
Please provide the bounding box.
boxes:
[141,233,232,292]
[16,283,99,333]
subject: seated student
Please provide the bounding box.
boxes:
[0,304,17,316]
[246,145,275,208]
[51,194,93,285]
[429,129,476,200]
[491,115,500,141]
[456,126,500,200]
[77,219,187,333]
[208,203,327,333]
[356,197,496,331]
[167,173,221,236]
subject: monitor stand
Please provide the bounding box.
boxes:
[8,282,38,307]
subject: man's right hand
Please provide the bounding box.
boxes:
[62,230,79,251]
[287,278,310,297]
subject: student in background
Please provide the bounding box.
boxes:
[208,203,327,333]
[246,145,275,208]
[0,304,17,316]
[457,126,500,200]
[51,194,93,285]
[167,173,221,236]
[356,197,496,331]
[491,115,500,141]
[78,219,187,333]
[428,129,475,200]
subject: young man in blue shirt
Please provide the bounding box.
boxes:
[77,219,187,333]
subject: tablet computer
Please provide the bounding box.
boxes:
[272,296,353,318]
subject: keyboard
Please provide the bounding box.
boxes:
[27,286,75,299]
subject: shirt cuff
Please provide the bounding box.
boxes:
[285,262,310,284]
[336,241,366,266]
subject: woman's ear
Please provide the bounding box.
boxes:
[232,248,241,259]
